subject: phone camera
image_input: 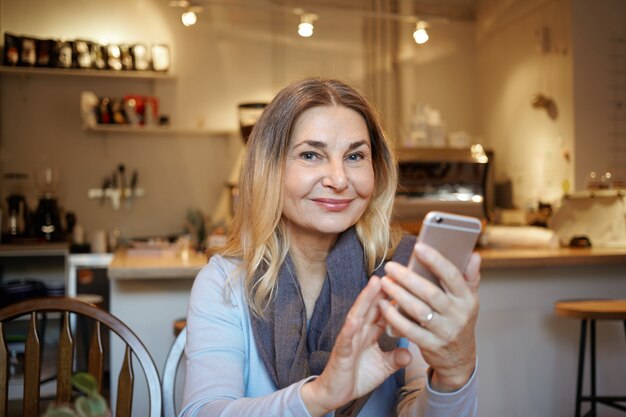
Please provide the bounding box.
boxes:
[435,216,443,224]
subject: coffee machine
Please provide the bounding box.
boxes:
[6,193,30,237]
[34,168,64,241]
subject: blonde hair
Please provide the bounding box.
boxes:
[220,78,401,317]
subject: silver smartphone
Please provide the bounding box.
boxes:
[386,211,482,336]
[408,211,482,289]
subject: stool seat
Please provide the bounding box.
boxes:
[555,299,626,320]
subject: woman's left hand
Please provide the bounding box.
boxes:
[378,243,481,392]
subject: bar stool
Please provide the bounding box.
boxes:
[555,299,626,417]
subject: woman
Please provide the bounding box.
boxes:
[181,78,481,417]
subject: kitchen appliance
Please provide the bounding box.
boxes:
[393,146,492,232]
[6,194,30,237]
[34,168,65,241]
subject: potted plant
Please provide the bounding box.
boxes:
[42,372,110,417]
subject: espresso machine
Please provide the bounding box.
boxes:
[393,146,493,233]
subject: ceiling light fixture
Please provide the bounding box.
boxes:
[298,13,317,38]
[181,10,197,26]
[413,20,429,44]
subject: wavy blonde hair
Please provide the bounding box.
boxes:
[220,78,401,317]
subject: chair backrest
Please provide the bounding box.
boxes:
[162,326,186,417]
[0,296,162,417]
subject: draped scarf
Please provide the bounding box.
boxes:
[250,228,415,417]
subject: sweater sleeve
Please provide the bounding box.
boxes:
[417,364,478,417]
[397,341,478,417]
[179,257,316,417]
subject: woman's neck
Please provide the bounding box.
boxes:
[287,228,339,319]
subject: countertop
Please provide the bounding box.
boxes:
[478,246,626,269]
[107,249,209,280]
[106,245,626,280]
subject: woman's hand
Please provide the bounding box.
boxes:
[300,275,412,417]
[379,243,481,392]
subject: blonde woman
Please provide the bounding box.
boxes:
[181,78,481,417]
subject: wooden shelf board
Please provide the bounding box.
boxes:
[0,65,174,80]
[84,124,234,137]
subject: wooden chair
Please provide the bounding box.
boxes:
[162,326,186,417]
[0,296,162,417]
[555,299,626,417]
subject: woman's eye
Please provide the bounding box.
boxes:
[300,151,319,161]
[347,152,365,162]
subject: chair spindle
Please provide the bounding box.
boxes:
[57,312,74,404]
[116,346,134,417]
[0,322,8,417]
[88,321,104,391]
[24,312,41,417]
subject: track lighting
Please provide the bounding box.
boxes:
[181,10,197,26]
[177,4,203,27]
[413,21,429,44]
[298,13,317,38]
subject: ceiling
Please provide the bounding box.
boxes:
[293,0,477,21]
[186,0,478,22]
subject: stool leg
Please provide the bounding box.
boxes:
[575,319,587,417]
[590,320,596,416]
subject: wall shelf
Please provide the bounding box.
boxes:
[0,65,174,80]
[0,242,69,258]
[83,124,234,137]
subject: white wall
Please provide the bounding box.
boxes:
[476,0,575,209]
[571,0,626,190]
[398,19,478,142]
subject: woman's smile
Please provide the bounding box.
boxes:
[311,197,355,212]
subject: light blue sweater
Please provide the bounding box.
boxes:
[181,255,478,417]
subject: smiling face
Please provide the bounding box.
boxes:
[282,105,375,245]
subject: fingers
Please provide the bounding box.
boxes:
[389,347,412,369]
[412,243,471,299]
[334,276,385,357]
[378,297,434,342]
[383,261,449,314]
[464,253,482,294]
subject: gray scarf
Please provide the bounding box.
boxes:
[250,228,416,417]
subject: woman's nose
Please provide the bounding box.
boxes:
[321,161,348,190]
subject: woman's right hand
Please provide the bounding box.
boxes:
[300,275,412,417]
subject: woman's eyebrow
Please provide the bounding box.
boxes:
[347,140,370,151]
[292,139,370,151]
[292,140,327,150]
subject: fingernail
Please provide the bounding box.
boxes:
[416,242,434,260]
[384,261,401,275]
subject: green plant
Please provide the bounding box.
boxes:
[42,372,110,417]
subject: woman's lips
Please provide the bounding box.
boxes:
[312,198,354,212]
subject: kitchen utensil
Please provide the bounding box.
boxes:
[126,170,138,209]
[118,164,127,204]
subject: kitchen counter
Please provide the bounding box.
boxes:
[107,249,208,280]
[478,246,626,268]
